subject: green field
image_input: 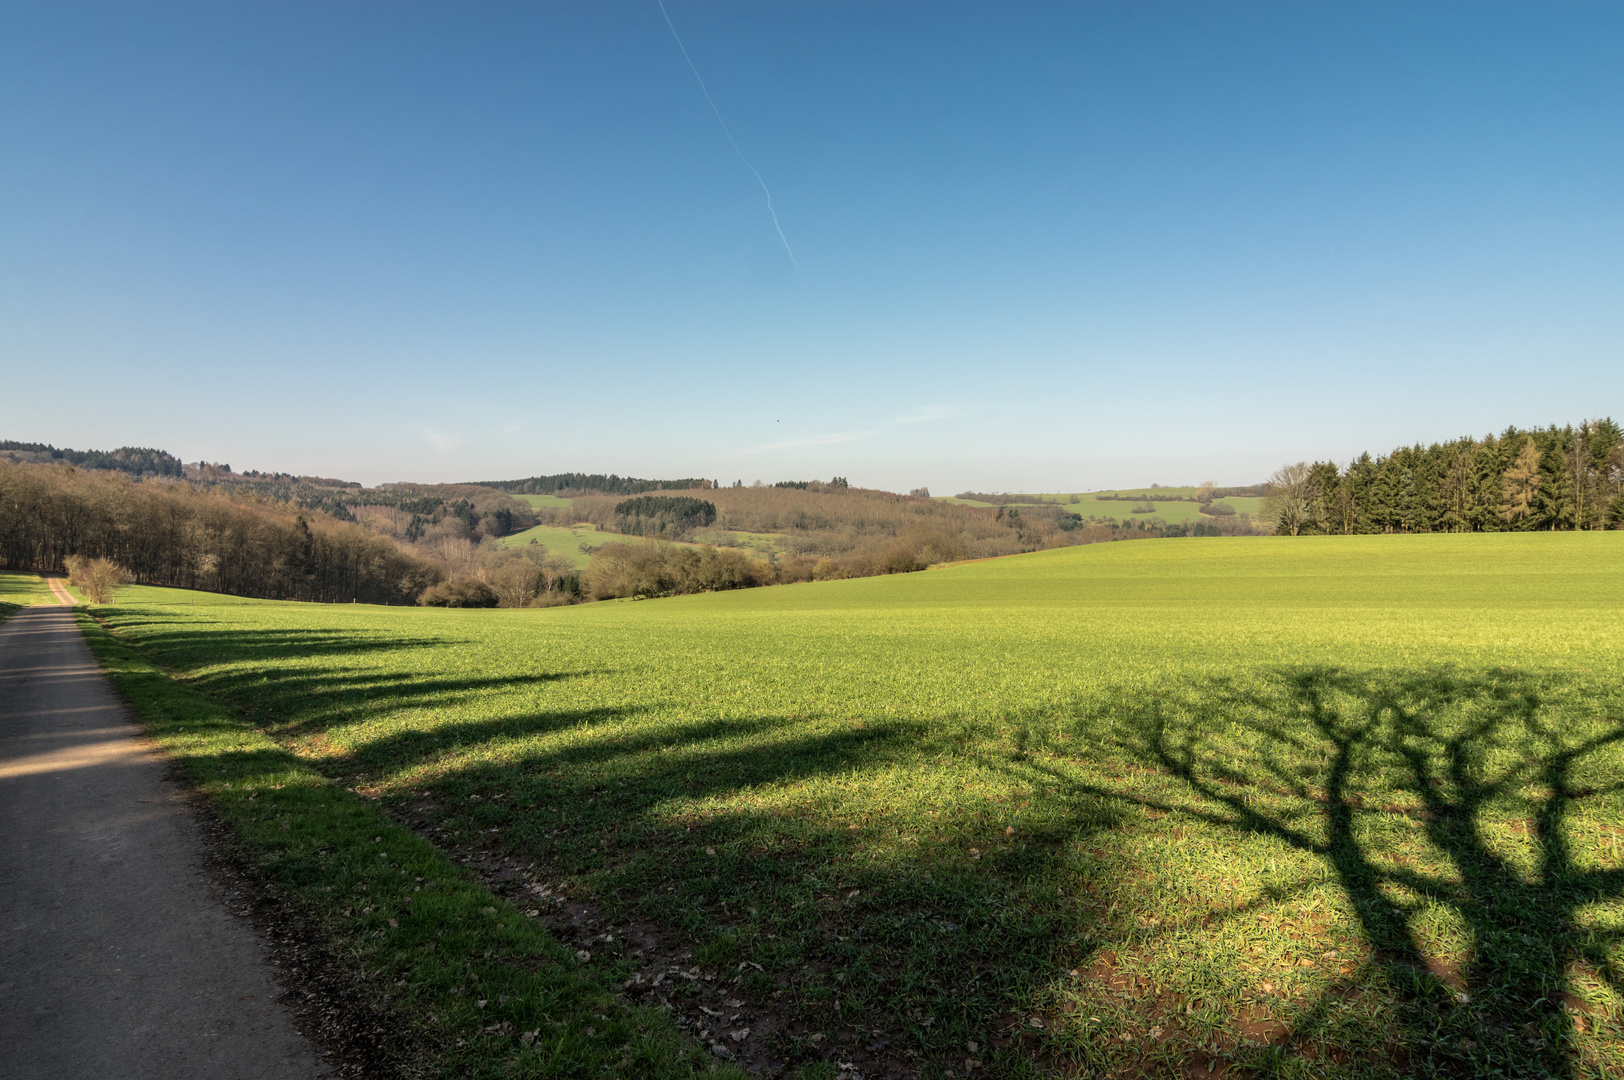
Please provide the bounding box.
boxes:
[944,490,1265,524]
[513,493,577,511]
[499,522,604,570]
[86,535,1624,1077]
[1053,493,1264,525]
[693,529,789,558]
[0,569,52,621]
[502,522,785,571]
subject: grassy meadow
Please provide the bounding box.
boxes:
[514,493,578,511]
[82,534,1624,1078]
[945,490,1266,525]
[499,522,603,570]
[499,522,784,572]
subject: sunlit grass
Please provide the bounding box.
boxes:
[92,533,1624,1078]
[0,569,53,621]
[496,522,602,569]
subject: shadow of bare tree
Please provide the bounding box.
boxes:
[1047,666,1624,1078]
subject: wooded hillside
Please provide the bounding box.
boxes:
[0,460,440,603]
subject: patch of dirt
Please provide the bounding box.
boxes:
[423,830,923,1080]
[1233,1006,1288,1045]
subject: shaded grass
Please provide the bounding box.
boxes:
[0,569,52,622]
[88,533,1624,1078]
[72,608,743,1080]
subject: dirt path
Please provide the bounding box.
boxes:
[44,575,75,605]
[0,587,332,1079]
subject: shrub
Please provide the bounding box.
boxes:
[65,555,132,603]
[584,542,773,600]
[418,579,500,608]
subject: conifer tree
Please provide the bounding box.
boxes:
[1534,434,1573,530]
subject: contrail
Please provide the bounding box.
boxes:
[657,0,798,269]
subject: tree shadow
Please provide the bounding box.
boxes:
[100,621,469,664]
[346,709,1128,1071]
[1046,665,1624,1077]
[92,620,608,742]
[95,601,1624,1075]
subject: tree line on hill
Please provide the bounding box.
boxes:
[1263,420,1624,535]
[0,444,573,606]
[1,440,184,478]
[477,472,712,496]
[0,459,441,603]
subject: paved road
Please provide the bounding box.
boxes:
[0,586,330,1079]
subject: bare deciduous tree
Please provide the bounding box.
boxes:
[1262,462,1319,536]
[64,554,131,603]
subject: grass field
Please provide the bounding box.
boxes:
[694,529,789,559]
[514,494,577,511]
[84,534,1624,1078]
[0,568,52,621]
[501,522,785,571]
[499,523,604,570]
[944,490,1266,525]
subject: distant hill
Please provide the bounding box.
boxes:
[0,440,183,478]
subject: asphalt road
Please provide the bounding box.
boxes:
[0,587,330,1079]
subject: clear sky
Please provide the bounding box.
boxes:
[2,2,1620,491]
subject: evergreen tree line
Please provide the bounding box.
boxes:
[612,496,717,537]
[0,461,442,603]
[1266,420,1624,535]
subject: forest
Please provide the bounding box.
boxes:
[0,460,439,603]
[1267,420,1624,534]
[0,448,556,605]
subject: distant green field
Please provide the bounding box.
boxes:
[501,523,771,571]
[512,493,576,511]
[1056,493,1265,524]
[692,528,787,558]
[0,569,51,621]
[89,534,1624,1077]
[498,522,603,570]
[944,490,1264,524]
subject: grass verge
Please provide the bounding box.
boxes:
[0,569,53,622]
[72,607,743,1080]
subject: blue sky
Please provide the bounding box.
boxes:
[2,2,1620,491]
